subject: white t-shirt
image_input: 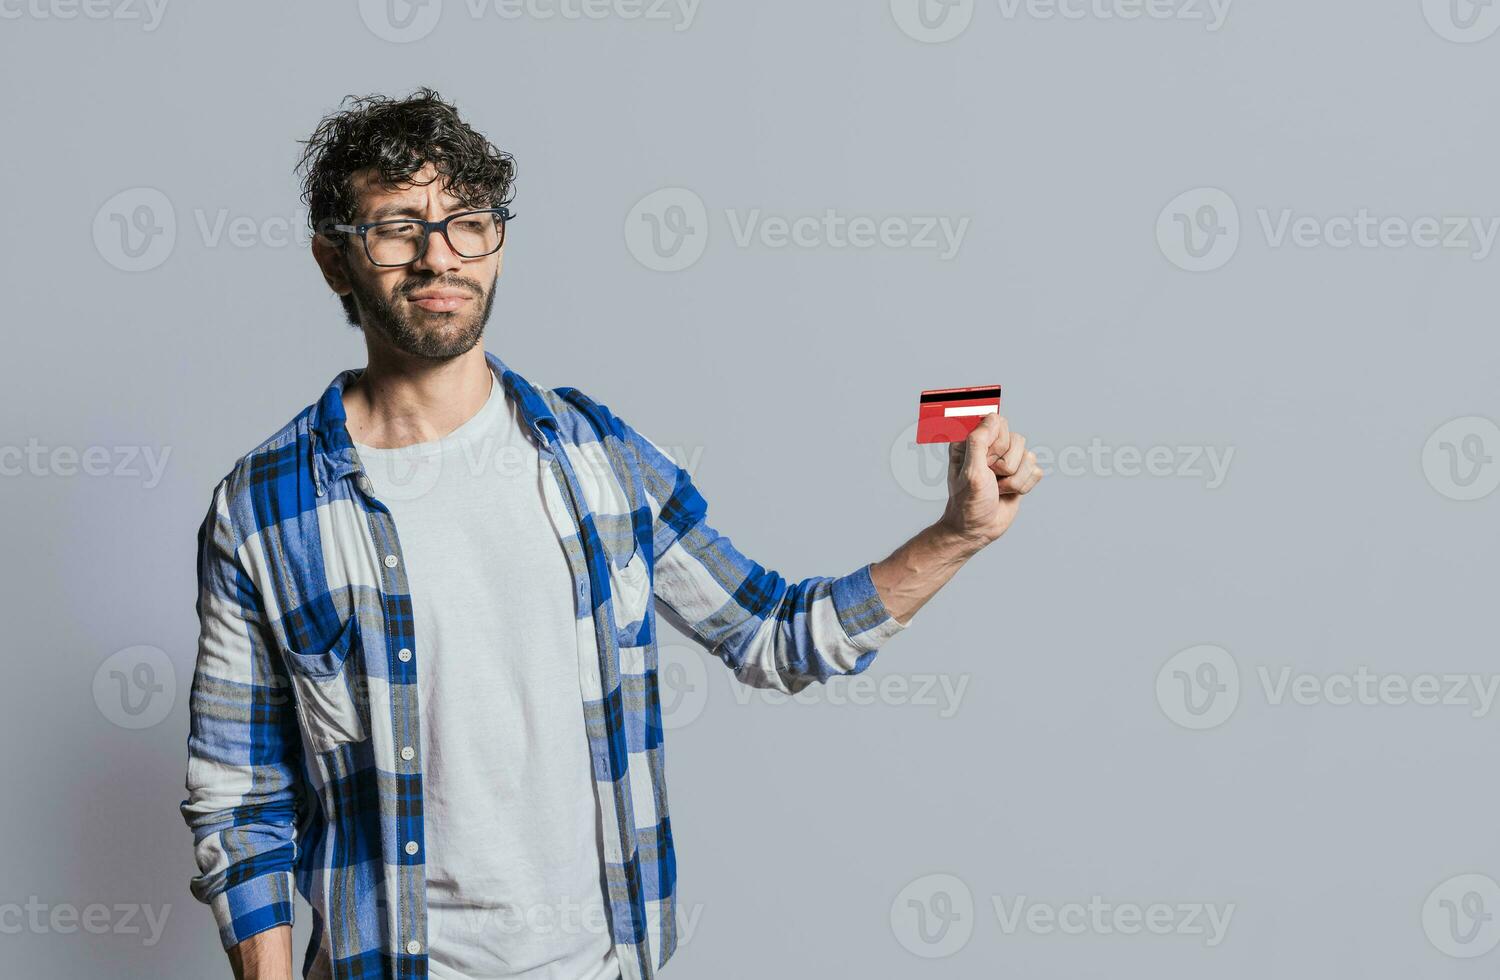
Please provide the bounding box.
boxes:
[355,373,618,980]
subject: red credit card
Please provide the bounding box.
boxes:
[916,384,1002,444]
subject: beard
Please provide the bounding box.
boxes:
[347,268,497,360]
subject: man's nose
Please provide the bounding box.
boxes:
[413,226,463,275]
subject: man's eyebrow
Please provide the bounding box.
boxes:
[362,201,477,222]
[364,203,425,222]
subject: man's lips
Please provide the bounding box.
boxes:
[406,289,475,313]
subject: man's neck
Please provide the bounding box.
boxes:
[342,343,494,450]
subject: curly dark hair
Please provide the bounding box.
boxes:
[296,87,516,323]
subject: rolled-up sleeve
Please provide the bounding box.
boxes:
[616,412,909,695]
[179,478,304,949]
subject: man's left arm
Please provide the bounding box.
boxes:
[614,407,1041,693]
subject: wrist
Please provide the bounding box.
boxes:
[929,518,988,562]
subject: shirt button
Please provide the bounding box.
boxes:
[406,940,421,955]
[398,648,412,662]
[401,746,415,761]
[384,554,399,568]
[405,840,419,855]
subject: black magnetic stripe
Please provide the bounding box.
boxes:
[920,387,1001,404]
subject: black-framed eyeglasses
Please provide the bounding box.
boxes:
[331,207,515,267]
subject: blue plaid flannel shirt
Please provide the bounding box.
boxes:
[180,350,909,979]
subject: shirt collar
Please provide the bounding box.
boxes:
[308,349,557,496]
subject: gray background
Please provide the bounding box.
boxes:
[3,0,1499,976]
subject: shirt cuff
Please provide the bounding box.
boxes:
[830,561,911,653]
[207,868,295,951]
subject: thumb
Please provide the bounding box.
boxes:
[960,414,1000,479]
[947,439,966,476]
[949,433,981,484]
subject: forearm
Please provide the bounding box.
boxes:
[868,520,981,626]
[228,924,293,980]
[622,411,921,688]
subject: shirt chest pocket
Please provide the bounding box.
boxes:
[608,543,653,647]
[281,615,369,755]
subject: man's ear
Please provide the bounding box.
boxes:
[312,233,354,298]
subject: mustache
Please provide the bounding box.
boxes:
[399,275,485,297]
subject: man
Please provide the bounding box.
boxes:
[180,88,1042,980]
